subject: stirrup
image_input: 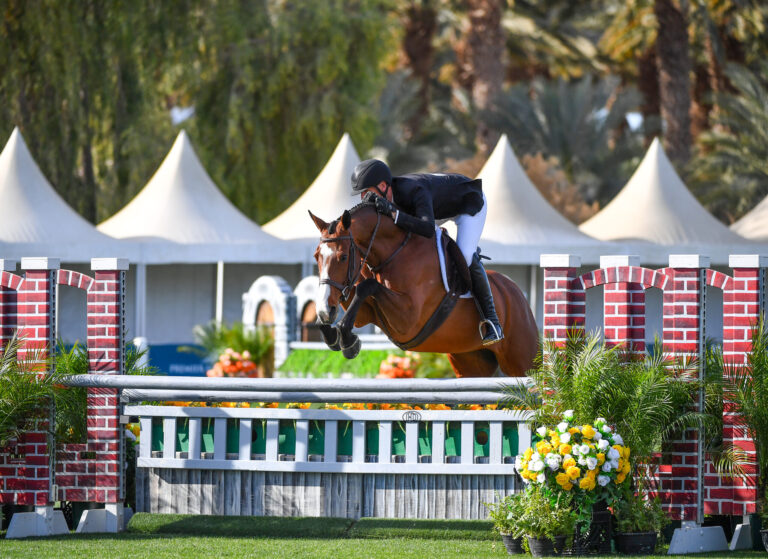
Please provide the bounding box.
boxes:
[479,319,504,346]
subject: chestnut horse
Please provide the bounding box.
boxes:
[309,202,538,377]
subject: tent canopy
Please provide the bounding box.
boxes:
[0,127,131,263]
[263,133,360,240]
[98,131,299,263]
[731,194,768,241]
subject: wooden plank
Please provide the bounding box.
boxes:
[373,474,385,517]
[282,472,295,516]
[378,421,391,464]
[352,421,365,465]
[265,472,282,516]
[241,470,252,515]
[518,423,531,454]
[362,474,375,518]
[139,417,152,459]
[404,474,418,518]
[295,420,309,463]
[446,473,461,519]
[346,473,362,519]
[175,468,189,514]
[435,475,447,519]
[189,418,201,460]
[489,422,503,464]
[187,469,201,514]
[293,472,306,516]
[324,420,338,463]
[461,421,474,465]
[214,418,227,461]
[252,471,265,516]
[163,418,176,460]
[135,466,146,512]
[417,474,428,519]
[148,469,159,514]
[395,474,405,518]
[224,471,241,515]
[212,470,225,515]
[405,422,418,464]
[432,422,445,465]
[239,419,252,461]
[266,420,279,462]
[385,474,395,517]
[200,469,213,514]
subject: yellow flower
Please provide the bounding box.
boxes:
[622,461,631,475]
[536,441,553,456]
[569,427,580,435]
[562,482,574,491]
[563,457,576,469]
[579,477,596,491]
[586,468,597,480]
[556,473,570,486]
[597,452,605,465]
[622,446,631,460]
[616,472,627,484]
[559,444,572,456]
[567,466,581,480]
[524,448,534,460]
[550,434,561,447]
[582,425,596,438]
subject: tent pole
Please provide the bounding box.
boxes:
[135,263,147,339]
[529,264,538,325]
[215,261,224,325]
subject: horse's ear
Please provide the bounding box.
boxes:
[341,210,351,230]
[308,210,329,232]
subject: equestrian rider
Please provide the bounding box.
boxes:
[350,158,503,346]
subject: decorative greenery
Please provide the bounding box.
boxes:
[483,492,524,536]
[279,349,393,378]
[187,321,274,376]
[510,484,576,540]
[0,333,57,446]
[613,490,669,535]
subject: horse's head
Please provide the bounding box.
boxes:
[310,209,355,324]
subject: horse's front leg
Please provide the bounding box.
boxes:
[337,278,381,359]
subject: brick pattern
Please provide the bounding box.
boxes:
[542,267,584,343]
[0,271,22,351]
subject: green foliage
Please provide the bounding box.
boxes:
[189,321,274,367]
[54,340,157,444]
[278,349,393,378]
[614,491,669,534]
[0,333,57,446]
[510,485,576,540]
[503,333,700,470]
[484,492,524,535]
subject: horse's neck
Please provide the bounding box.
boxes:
[351,213,405,266]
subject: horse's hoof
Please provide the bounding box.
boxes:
[319,325,341,351]
[341,336,361,359]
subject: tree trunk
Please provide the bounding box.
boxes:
[691,62,710,139]
[637,48,661,147]
[79,60,97,223]
[459,0,505,156]
[654,0,692,164]
[402,1,437,139]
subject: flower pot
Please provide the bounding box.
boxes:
[527,535,566,557]
[614,531,658,555]
[760,529,768,552]
[501,534,524,555]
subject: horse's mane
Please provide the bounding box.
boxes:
[329,199,376,235]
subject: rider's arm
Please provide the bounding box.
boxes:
[393,185,435,238]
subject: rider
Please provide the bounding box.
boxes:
[350,158,503,346]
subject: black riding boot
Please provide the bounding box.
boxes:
[469,252,504,346]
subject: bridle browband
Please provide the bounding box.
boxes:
[319,209,411,302]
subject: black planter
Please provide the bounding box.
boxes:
[760,529,768,552]
[614,531,658,555]
[501,534,524,555]
[527,535,566,557]
[572,501,613,554]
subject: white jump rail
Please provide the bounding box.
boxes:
[124,406,532,475]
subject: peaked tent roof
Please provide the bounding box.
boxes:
[263,133,360,240]
[731,195,768,241]
[579,138,750,264]
[98,131,299,263]
[0,128,133,263]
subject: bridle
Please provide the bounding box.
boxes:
[318,210,411,303]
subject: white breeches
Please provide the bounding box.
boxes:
[454,193,487,265]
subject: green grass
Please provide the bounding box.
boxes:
[0,514,766,558]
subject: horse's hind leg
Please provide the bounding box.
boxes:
[448,350,498,378]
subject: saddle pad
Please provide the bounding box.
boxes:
[435,227,472,298]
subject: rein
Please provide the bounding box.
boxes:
[319,211,412,301]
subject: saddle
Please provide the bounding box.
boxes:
[389,228,472,350]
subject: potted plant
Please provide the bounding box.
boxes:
[484,492,525,554]
[613,490,669,554]
[511,485,576,557]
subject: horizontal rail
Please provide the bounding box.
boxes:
[64,375,530,393]
[120,389,510,404]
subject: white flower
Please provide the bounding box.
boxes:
[596,417,607,425]
[571,445,580,456]
[601,424,612,434]
[612,434,624,446]
[597,475,610,487]
[537,426,547,437]
[579,444,590,455]
[560,433,571,444]
[564,410,574,419]
[557,422,569,433]
[532,452,542,461]
[514,456,524,471]
[593,432,602,441]
[602,462,613,472]
[597,439,610,451]
[578,456,588,466]
[546,453,562,471]
[529,459,545,472]
[537,473,546,484]
[610,459,620,470]
[608,448,620,460]
[586,457,598,470]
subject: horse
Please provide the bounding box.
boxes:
[308,201,538,378]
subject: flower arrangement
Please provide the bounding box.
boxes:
[206,348,263,378]
[514,411,631,503]
[377,353,416,378]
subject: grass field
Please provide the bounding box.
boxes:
[0,514,765,558]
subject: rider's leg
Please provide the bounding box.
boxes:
[454,194,503,345]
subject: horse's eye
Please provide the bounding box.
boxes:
[340,254,348,262]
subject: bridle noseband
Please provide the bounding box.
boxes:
[318,210,411,303]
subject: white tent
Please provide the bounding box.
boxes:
[731,195,768,241]
[98,131,303,344]
[579,138,751,264]
[263,133,360,240]
[0,127,133,262]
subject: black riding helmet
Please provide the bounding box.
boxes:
[351,159,392,193]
